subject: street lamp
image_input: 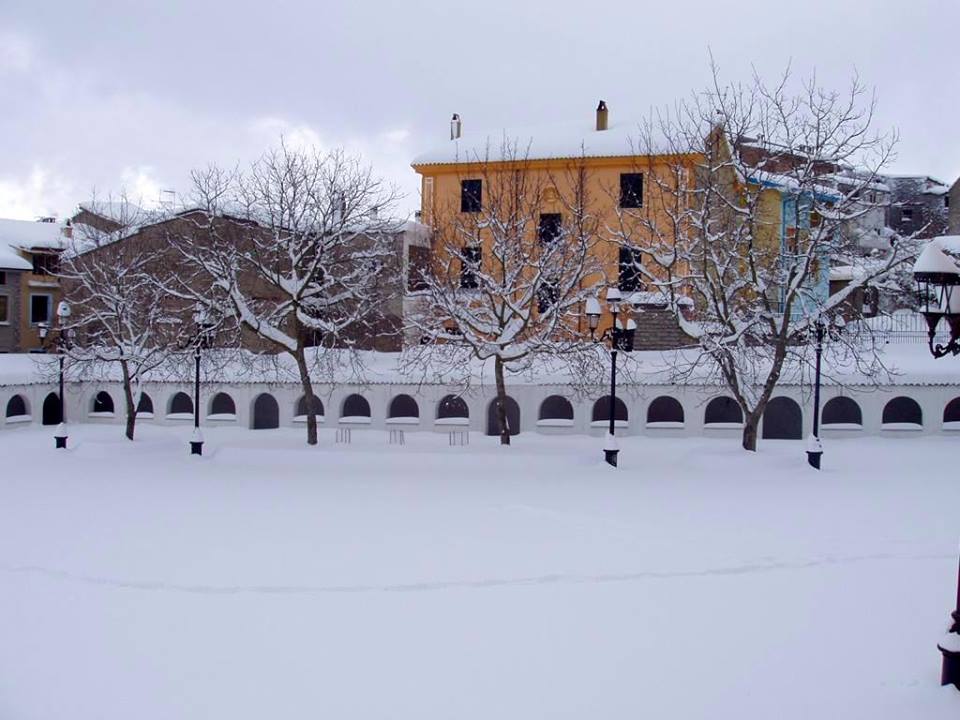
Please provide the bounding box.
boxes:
[806,312,844,470]
[586,287,635,467]
[41,301,72,449]
[913,237,960,690]
[190,304,215,457]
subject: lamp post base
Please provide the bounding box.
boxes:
[54,436,67,449]
[604,449,619,467]
[939,637,960,690]
[806,450,822,469]
[190,440,204,456]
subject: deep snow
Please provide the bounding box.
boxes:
[0,424,958,719]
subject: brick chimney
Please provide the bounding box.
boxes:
[450,113,462,140]
[596,100,608,131]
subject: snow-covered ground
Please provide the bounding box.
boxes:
[1,425,958,719]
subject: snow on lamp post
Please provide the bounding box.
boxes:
[586,287,635,468]
[913,236,960,690]
[190,304,215,457]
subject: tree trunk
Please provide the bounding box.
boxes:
[741,411,760,452]
[120,359,136,441]
[494,355,510,446]
[294,347,318,446]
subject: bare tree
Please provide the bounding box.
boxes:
[406,145,604,444]
[616,64,916,451]
[59,196,192,440]
[169,143,401,445]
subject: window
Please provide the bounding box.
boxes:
[619,173,644,208]
[537,279,559,314]
[30,294,51,325]
[0,295,7,324]
[0,271,6,285]
[538,213,562,244]
[31,253,58,276]
[618,246,643,292]
[460,179,482,213]
[460,245,481,289]
[901,208,914,223]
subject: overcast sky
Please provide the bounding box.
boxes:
[1,0,957,220]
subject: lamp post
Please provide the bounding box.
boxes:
[41,301,72,449]
[586,287,635,468]
[914,237,960,690]
[190,304,214,457]
[806,312,844,470]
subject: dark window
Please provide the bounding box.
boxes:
[619,173,644,208]
[407,245,432,292]
[136,393,154,415]
[486,396,520,436]
[437,394,469,419]
[822,397,862,426]
[6,395,27,418]
[32,253,58,276]
[93,391,114,414]
[295,394,323,417]
[0,295,8,323]
[460,245,481,289]
[42,392,61,425]
[944,397,960,424]
[388,394,419,419]
[882,396,922,425]
[211,392,237,416]
[537,279,559,314]
[0,271,6,284]
[646,396,684,424]
[539,395,574,421]
[252,394,279,429]
[901,208,914,222]
[30,294,51,324]
[461,179,482,213]
[169,392,193,415]
[342,394,371,418]
[618,246,644,292]
[761,397,803,439]
[591,396,628,423]
[704,397,743,424]
[538,213,562,244]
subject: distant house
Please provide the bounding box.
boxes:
[882,175,950,238]
[0,217,68,352]
[949,177,959,235]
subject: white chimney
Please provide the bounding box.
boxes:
[450,113,462,140]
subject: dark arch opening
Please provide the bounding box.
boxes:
[296,394,323,418]
[822,396,862,426]
[762,396,803,439]
[210,392,236,416]
[92,391,115,414]
[943,397,960,424]
[6,394,27,418]
[252,393,280,429]
[42,392,61,425]
[646,396,684,424]
[342,394,371,418]
[136,393,154,415]
[539,395,574,421]
[882,396,922,426]
[388,394,419,419]
[592,396,628,423]
[437,394,469,419]
[704,396,742,425]
[486,396,520,436]
[169,392,193,415]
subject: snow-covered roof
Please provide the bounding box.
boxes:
[0,217,67,270]
[76,201,148,224]
[412,121,677,167]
